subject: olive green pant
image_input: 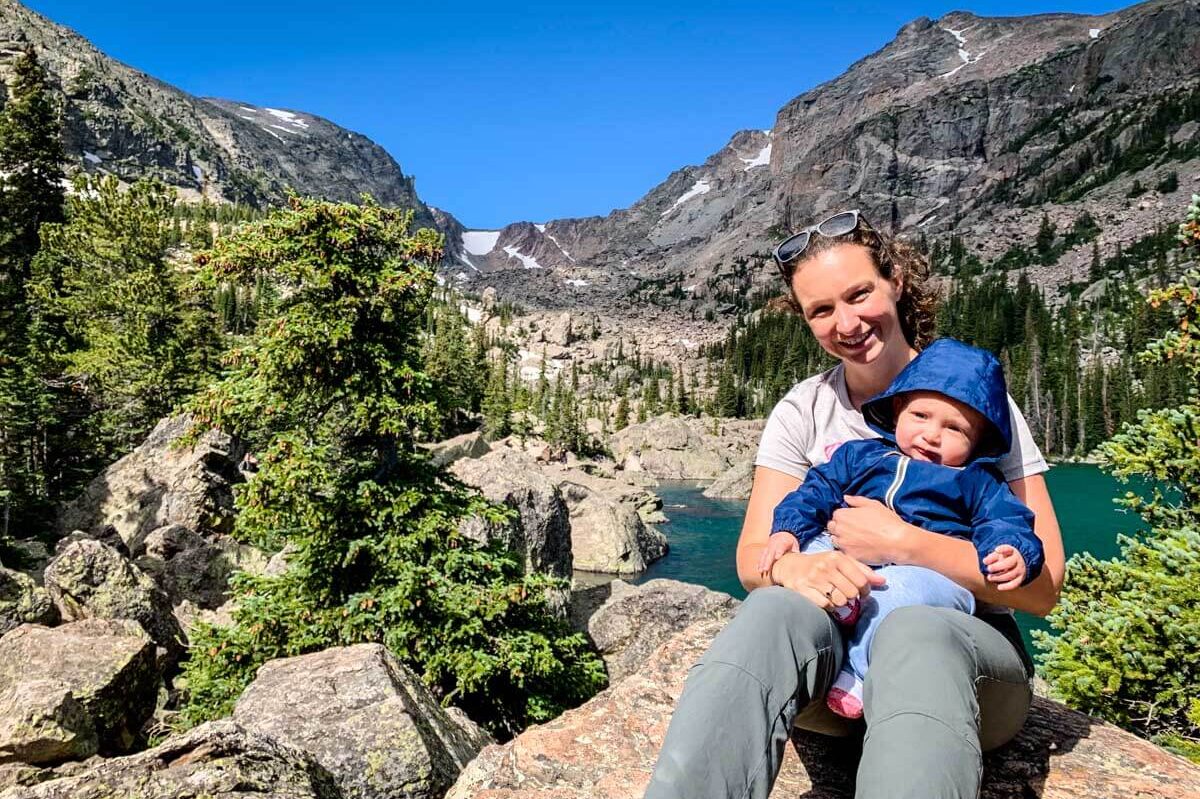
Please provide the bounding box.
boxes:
[644,586,1032,799]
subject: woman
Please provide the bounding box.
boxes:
[644,211,1065,799]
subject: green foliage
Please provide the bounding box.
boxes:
[422,298,487,435]
[0,47,66,538]
[614,389,630,430]
[1036,196,1200,759]
[1035,528,1200,743]
[0,46,64,273]
[178,196,605,738]
[28,176,219,467]
[1157,172,1179,194]
[1035,214,1057,265]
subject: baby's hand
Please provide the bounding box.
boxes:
[759,533,801,577]
[983,544,1027,591]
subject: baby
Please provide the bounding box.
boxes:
[759,338,1044,719]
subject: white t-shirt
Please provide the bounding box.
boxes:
[754,363,1048,482]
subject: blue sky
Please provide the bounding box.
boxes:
[27,0,1126,228]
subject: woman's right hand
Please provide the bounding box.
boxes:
[769,549,886,610]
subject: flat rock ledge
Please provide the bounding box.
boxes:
[0,720,340,799]
[449,617,1200,799]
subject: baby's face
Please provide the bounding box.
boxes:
[893,391,986,467]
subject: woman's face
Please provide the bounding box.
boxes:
[788,243,906,366]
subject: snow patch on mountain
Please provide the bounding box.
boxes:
[741,142,772,170]
[545,231,576,261]
[266,108,310,129]
[83,151,102,164]
[939,24,987,77]
[663,179,712,217]
[565,278,589,287]
[503,246,544,270]
[462,231,501,256]
[1090,28,1101,38]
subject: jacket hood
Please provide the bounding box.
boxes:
[862,338,1012,460]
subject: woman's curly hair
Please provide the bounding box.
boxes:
[774,219,937,349]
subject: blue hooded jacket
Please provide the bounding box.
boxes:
[771,338,1044,585]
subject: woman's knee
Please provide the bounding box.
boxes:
[869,606,973,674]
[708,586,839,667]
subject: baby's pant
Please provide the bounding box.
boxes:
[801,533,975,681]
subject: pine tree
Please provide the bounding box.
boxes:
[0,46,64,279]
[482,357,512,438]
[28,176,218,465]
[1035,214,1057,265]
[1088,241,1103,283]
[1036,196,1200,761]
[0,46,65,540]
[179,197,604,738]
[614,389,630,431]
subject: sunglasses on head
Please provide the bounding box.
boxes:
[772,210,868,274]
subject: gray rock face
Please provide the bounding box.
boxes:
[0,619,158,760]
[43,540,184,661]
[56,415,243,555]
[0,720,341,799]
[233,644,490,799]
[450,448,573,582]
[610,416,763,481]
[560,482,668,574]
[703,459,755,500]
[134,524,267,609]
[0,679,97,765]
[544,311,575,345]
[571,579,740,682]
[427,430,492,468]
[0,2,433,215]
[0,567,57,635]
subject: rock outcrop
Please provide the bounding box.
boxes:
[427,430,492,468]
[56,415,243,554]
[134,523,267,610]
[43,539,184,662]
[703,459,755,500]
[0,567,57,635]
[450,448,574,589]
[560,483,668,574]
[0,619,158,761]
[610,416,763,481]
[449,616,1200,798]
[571,579,740,682]
[0,720,341,799]
[233,644,490,799]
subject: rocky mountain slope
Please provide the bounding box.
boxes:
[447,0,1200,319]
[0,0,432,224]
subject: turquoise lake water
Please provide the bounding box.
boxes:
[630,464,1143,651]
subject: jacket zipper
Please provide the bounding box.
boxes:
[884,455,910,512]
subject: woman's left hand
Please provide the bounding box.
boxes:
[827,495,915,564]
